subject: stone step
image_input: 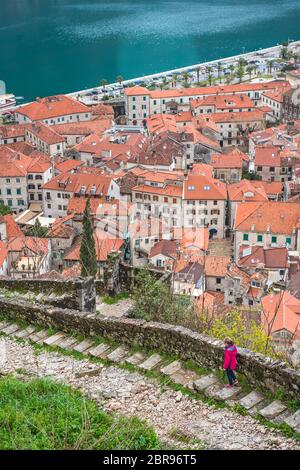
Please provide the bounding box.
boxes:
[88,343,110,358]
[170,368,199,388]
[259,400,288,420]
[1,323,21,335]
[43,332,66,347]
[214,386,242,401]
[272,409,292,425]
[284,409,300,433]
[73,339,94,354]
[28,329,50,344]
[193,374,219,392]
[14,325,36,339]
[239,391,265,410]
[107,346,129,363]
[204,382,224,398]
[0,321,10,331]
[58,337,79,351]
[160,360,182,376]
[139,353,163,371]
[125,351,147,366]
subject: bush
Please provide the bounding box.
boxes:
[132,267,193,323]
[0,376,160,450]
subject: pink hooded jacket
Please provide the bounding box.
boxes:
[223,344,237,370]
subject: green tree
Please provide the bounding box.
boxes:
[235,63,245,83]
[217,62,223,82]
[195,66,201,84]
[206,66,213,86]
[26,218,48,237]
[80,199,97,278]
[246,65,255,80]
[207,310,273,356]
[132,267,193,323]
[182,71,191,87]
[116,75,124,85]
[100,79,108,89]
[0,202,11,216]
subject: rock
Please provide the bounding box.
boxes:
[284,410,300,433]
[58,337,79,350]
[239,391,265,410]
[14,325,36,339]
[193,374,219,392]
[1,323,21,335]
[213,386,242,401]
[125,352,146,366]
[139,354,163,371]
[259,400,288,420]
[160,360,182,376]
[88,343,110,358]
[0,321,10,331]
[28,329,49,343]
[171,369,199,387]
[73,339,94,354]
[107,346,129,363]
[43,332,66,346]
[75,367,103,378]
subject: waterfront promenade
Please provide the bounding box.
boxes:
[68,40,300,99]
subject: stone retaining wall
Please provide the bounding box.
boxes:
[0,277,96,312]
[0,297,299,401]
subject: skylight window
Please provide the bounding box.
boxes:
[204,185,210,191]
[188,185,195,190]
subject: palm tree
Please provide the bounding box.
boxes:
[195,66,201,84]
[182,71,191,87]
[246,65,255,80]
[162,76,168,89]
[236,64,245,83]
[116,75,124,85]
[172,73,178,88]
[100,79,108,90]
[253,64,259,76]
[217,62,223,83]
[206,66,213,86]
[229,64,235,83]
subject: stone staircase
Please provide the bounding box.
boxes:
[0,320,300,434]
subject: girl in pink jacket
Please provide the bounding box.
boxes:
[223,337,238,388]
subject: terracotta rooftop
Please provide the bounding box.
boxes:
[17,95,90,121]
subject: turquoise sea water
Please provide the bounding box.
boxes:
[0,0,300,101]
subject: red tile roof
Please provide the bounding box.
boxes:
[238,246,288,269]
[25,122,64,145]
[55,159,84,174]
[149,239,178,259]
[42,172,113,197]
[17,95,90,121]
[0,240,8,268]
[64,231,124,262]
[0,124,25,139]
[261,291,300,337]
[183,174,227,200]
[235,201,300,234]
[227,180,268,202]
[0,214,23,239]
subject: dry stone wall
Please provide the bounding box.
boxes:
[0,296,299,402]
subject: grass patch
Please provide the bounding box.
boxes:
[0,376,160,450]
[101,292,130,305]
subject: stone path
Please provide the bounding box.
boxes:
[0,321,300,450]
